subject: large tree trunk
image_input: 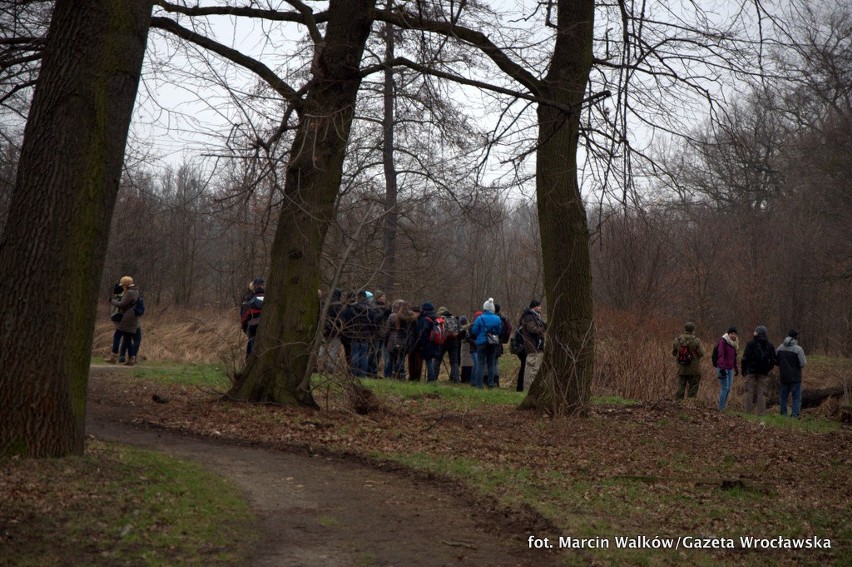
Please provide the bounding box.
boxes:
[229,0,377,407]
[520,0,596,416]
[0,0,153,457]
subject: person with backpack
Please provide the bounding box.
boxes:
[467,309,483,385]
[436,306,461,383]
[457,315,474,383]
[107,276,142,366]
[469,298,503,389]
[341,290,378,378]
[416,302,442,382]
[740,325,777,415]
[407,304,423,381]
[494,303,512,388]
[240,278,265,359]
[672,321,705,400]
[518,300,547,391]
[119,292,145,364]
[385,299,419,380]
[713,326,739,410]
[776,329,807,418]
[370,291,392,378]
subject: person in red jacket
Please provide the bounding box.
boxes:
[714,326,739,410]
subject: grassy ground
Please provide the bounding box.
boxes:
[0,439,256,566]
[79,359,852,566]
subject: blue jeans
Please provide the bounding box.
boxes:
[475,344,498,388]
[351,340,371,377]
[780,382,802,417]
[425,357,440,382]
[717,368,733,410]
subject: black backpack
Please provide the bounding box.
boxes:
[133,294,145,317]
[711,343,719,368]
[510,328,524,356]
[498,315,512,344]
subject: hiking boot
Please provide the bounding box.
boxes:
[124,356,136,367]
[118,356,126,364]
[106,352,118,364]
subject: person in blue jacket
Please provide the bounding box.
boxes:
[469,298,502,388]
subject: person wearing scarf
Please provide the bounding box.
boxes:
[715,327,739,410]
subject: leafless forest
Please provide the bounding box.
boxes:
[1,0,849,353]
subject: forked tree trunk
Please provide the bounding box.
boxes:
[0,0,153,457]
[229,0,378,407]
[519,0,596,416]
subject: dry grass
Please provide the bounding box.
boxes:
[92,307,244,365]
[92,307,849,410]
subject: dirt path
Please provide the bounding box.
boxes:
[86,386,553,566]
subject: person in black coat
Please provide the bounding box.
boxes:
[740,325,777,415]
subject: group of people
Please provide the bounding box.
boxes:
[673,322,807,417]
[105,275,144,366]
[319,291,548,391]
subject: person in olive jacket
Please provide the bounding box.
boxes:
[672,321,705,400]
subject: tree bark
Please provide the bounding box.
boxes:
[519,0,596,416]
[0,0,153,457]
[229,0,377,407]
[380,18,399,298]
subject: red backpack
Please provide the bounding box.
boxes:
[676,341,693,366]
[429,317,447,345]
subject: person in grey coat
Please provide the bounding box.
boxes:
[776,329,807,418]
[107,276,141,366]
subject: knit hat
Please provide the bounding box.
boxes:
[483,298,495,313]
[754,325,768,336]
[684,321,695,333]
[437,306,449,315]
[787,329,798,339]
[529,299,541,309]
[421,302,435,312]
[365,291,374,301]
[727,326,738,334]
[252,277,265,287]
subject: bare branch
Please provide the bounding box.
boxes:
[150,16,301,107]
[371,7,542,97]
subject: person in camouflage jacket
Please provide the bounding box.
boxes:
[672,321,705,399]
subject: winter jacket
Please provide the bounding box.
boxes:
[322,290,345,338]
[240,292,264,331]
[519,309,546,355]
[470,311,502,347]
[672,333,704,376]
[385,310,418,353]
[417,306,442,360]
[715,334,739,372]
[341,299,377,341]
[111,287,140,333]
[741,335,777,376]
[373,300,392,341]
[776,337,806,384]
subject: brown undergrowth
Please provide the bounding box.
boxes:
[85,367,852,566]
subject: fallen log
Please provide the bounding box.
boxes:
[765,382,847,409]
